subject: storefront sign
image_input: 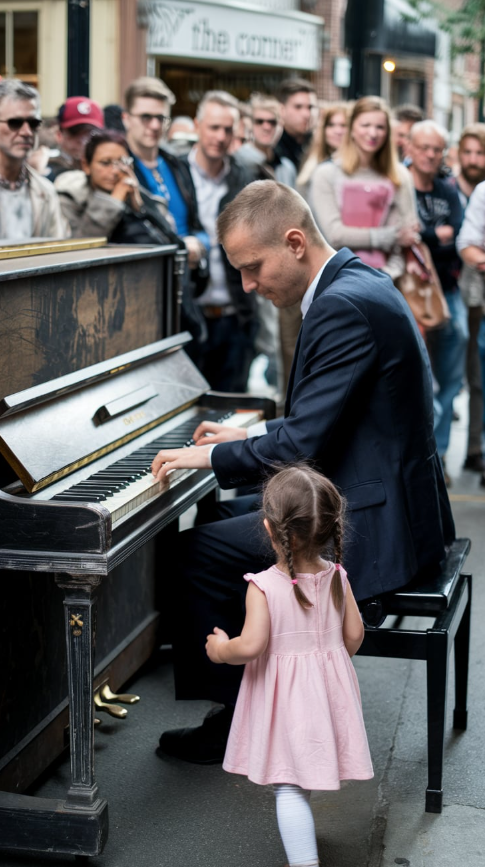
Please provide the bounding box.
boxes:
[139,0,323,70]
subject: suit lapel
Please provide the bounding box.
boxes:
[284,248,358,414]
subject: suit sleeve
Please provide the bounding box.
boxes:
[212,292,377,488]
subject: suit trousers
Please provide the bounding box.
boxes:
[169,495,274,706]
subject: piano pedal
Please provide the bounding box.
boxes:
[99,682,140,705]
[94,717,102,726]
[93,687,128,719]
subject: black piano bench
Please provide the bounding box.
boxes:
[357,537,472,814]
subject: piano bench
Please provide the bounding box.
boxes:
[357,538,472,814]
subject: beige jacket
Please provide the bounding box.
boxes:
[27,165,71,239]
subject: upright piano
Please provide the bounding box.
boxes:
[0,337,275,858]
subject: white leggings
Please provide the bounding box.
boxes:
[273,784,319,867]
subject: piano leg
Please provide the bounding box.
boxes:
[0,575,109,857]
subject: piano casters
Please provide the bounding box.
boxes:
[93,679,140,718]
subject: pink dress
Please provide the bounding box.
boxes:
[223,563,374,791]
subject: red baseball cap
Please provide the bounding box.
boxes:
[58,97,104,130]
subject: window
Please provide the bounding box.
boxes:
[0,10,38,88]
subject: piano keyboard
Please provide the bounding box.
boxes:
[49,407,261,526]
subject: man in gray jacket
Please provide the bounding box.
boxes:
[0,79,69,242]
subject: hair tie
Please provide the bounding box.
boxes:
[334,563,341,571]
[291,578,298,585]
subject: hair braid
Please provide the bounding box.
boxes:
[280,524,313,611]
[330,516,345,611]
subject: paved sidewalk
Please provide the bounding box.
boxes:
[0,394,483,867]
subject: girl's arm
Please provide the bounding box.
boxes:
[206,582,270,665]
[343,582,365,657]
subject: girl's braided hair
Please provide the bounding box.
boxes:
[262,464,346,611]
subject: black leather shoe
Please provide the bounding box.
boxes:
[463,453,485,472]
[359,597,386,628]
[157,705,234,765]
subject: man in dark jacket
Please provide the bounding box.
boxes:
[123,76,210,356]
[186,90,258,392]
[152,182,455,764]
[408,120,467,485]
[275,78,317,171]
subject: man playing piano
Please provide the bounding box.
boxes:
[151,181,455,765]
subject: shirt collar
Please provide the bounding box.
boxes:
[188,147,230,183]
[301,252,337,318]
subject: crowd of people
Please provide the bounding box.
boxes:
[0,75,484,484]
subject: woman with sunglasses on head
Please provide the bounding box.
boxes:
[310,96,419,282]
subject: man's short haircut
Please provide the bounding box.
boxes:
[276,77,315,105]
[249,93,280,120]
[217,180,324,248]
[410,119,449,147]
[458,123,485,152]
[124,76,175,112]
[0,79,40,110]
[393,104,424,124]
[196,90,240,121]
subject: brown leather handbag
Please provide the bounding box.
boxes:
[396,243,450,331]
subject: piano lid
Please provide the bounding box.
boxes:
[0,335,209,493]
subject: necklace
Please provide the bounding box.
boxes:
[0,163,28,190]
[148,162,171,203]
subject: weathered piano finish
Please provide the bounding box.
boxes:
[0,250,275,857]
[0,243,185,856]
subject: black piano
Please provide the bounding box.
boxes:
[0,334,275,857]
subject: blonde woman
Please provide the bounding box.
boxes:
[297,101,348,196]
[310,96,418,281]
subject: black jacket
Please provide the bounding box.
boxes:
[182,153,257,327]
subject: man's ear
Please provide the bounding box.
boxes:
[285,228,306,260]
[121,110,129,133]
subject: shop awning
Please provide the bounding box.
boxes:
[345,0,436,58]
[138,0,324,71]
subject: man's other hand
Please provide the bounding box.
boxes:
[193,421,248,445]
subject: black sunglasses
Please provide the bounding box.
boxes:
[253,118,278,127]
[0,117,42,132]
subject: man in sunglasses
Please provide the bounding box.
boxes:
[235,94,296,186]
[0,79,68,242]
[47,96,105,182]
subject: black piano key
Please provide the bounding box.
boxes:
[52,493,107,502]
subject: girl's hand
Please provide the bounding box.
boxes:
[205,627,230,663]
[397,223,420,247]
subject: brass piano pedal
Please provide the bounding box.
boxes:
[93,687,128,719]
[99,682,140,705]
[94,717,102,727]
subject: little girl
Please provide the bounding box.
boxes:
[206,465,373,867]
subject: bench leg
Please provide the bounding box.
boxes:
[453,576,472,731]
[425,629,449,813]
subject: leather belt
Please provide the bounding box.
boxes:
[201,304,237,319]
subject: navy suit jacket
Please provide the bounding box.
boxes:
[212,248,455,600]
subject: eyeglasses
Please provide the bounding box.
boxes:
[0,117,42,132]
[95,156,134,168]
[253,118,278,127]
[129,113,171,127]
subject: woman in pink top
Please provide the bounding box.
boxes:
[310,96,419,282]
[206,465,373,867]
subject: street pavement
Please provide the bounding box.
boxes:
[0,390,483,867]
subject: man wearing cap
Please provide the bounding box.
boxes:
[47,96,104,181]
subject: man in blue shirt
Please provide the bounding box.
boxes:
[123,76,210,356]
